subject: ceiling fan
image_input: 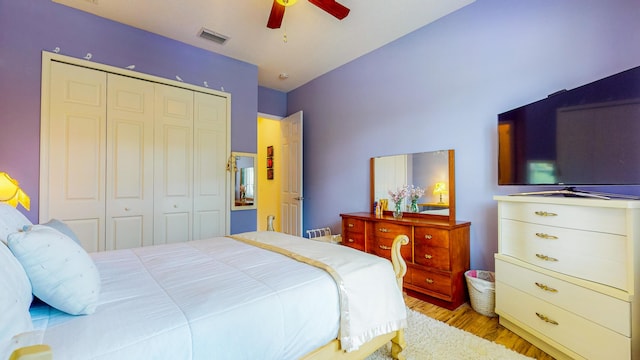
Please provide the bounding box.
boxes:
[267,0,350,29]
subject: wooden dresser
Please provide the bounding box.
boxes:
[340,212,471,310]
[494,195,640,360]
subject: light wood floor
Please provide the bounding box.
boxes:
[404,295,556,360]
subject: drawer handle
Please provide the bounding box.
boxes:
[347,238,355,243]
[348,223,354,228]
[379,244,392,250]
[535,232,558,240]
[535,253,558,262]
[424,234,433,240]
[535,282,558,293]
[534,211,558,217]
[535,312,559,325]
[379,228,389,233]
[424,254,433,259]
[425,278,434,284]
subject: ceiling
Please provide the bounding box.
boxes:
[53,0,475,92]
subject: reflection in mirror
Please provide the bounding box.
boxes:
[371,149,455,222]
[230,152,257,211]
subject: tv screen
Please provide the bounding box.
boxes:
[498,65,640,186]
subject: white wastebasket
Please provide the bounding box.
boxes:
[465,270,496,317]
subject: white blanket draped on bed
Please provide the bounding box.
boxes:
[232,231,407,352]
[29,232,406,359]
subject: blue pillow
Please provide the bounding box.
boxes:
[39,219,81,245]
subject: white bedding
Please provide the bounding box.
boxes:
[29,232,406,359]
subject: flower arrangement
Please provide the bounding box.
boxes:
[407,185,425,200]
[388,185,408,218]
[388,185,408,205]
[407,185,425,212]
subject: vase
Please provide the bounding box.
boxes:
[393,201,403,219]
[410,198,419,213]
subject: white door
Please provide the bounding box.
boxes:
[280,111,303,236]
[105,74,155,250]
[154,85,194,244]
[45,61,107,252]
[193,92,228,239]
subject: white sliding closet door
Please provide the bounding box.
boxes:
[106,74,155,250]
[154,85,194,244]
[45,62,107,252]
[42,53,231,250]
[193,92,228,239]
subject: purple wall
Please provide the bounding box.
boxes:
[0,0,258,232]
[258,86,287,117]
[288,0,640,271]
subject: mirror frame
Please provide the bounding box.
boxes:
[230,152,257,211]
[370,149,455,223]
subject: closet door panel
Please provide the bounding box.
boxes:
[154,85,194,244]
[193,92,227,239]
[112,216,144,250]
[106,74,154,250]
[47,61,107,251]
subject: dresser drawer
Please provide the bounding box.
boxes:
[414,227,449,248]
[342,231,365,251]
[372,236,412,261]
[343,218,365,233]
[409,267,452,297]
[373,222,411,239]
[496,282,630,360]
[414,244,450,270]
[500,219,627,290]
[496,258,630,336]
[500,201,626,235]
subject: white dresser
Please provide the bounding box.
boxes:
[494,195,640,360]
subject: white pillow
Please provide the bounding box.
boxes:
[0,203,32,244]
[8,225,101,315]
[0,242,33,359]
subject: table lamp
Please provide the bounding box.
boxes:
[0,172,30,210]
[433,182,447,204]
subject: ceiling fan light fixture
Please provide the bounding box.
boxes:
[276,0,298,6]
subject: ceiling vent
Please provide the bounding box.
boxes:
[198,28,229,45]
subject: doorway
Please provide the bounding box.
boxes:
[256,112,303,235]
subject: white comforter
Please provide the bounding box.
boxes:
[29,232,406,360]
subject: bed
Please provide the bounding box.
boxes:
[0,204,409,360]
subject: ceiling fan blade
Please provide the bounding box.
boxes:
[308,0,350,20]
[267,0,286,29]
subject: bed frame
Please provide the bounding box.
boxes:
[10,234,410,360]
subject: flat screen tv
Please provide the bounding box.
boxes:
[498,65,640,197]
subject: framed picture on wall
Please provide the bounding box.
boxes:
[267,157,273,169]
[267,146,274,157]
[267,168,274,180]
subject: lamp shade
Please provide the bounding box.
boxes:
[433,182,447,194]
[276,0,298,6]
[0,172,30,210]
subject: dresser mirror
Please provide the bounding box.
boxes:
[230,152,257,211]
[370,149,455,222]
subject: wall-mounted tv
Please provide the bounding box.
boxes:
[498,65,640,193]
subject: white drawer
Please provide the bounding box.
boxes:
[495,258,630,336]
[500,219,628,290]
[496,282,630,360]
[499,201,626,234]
